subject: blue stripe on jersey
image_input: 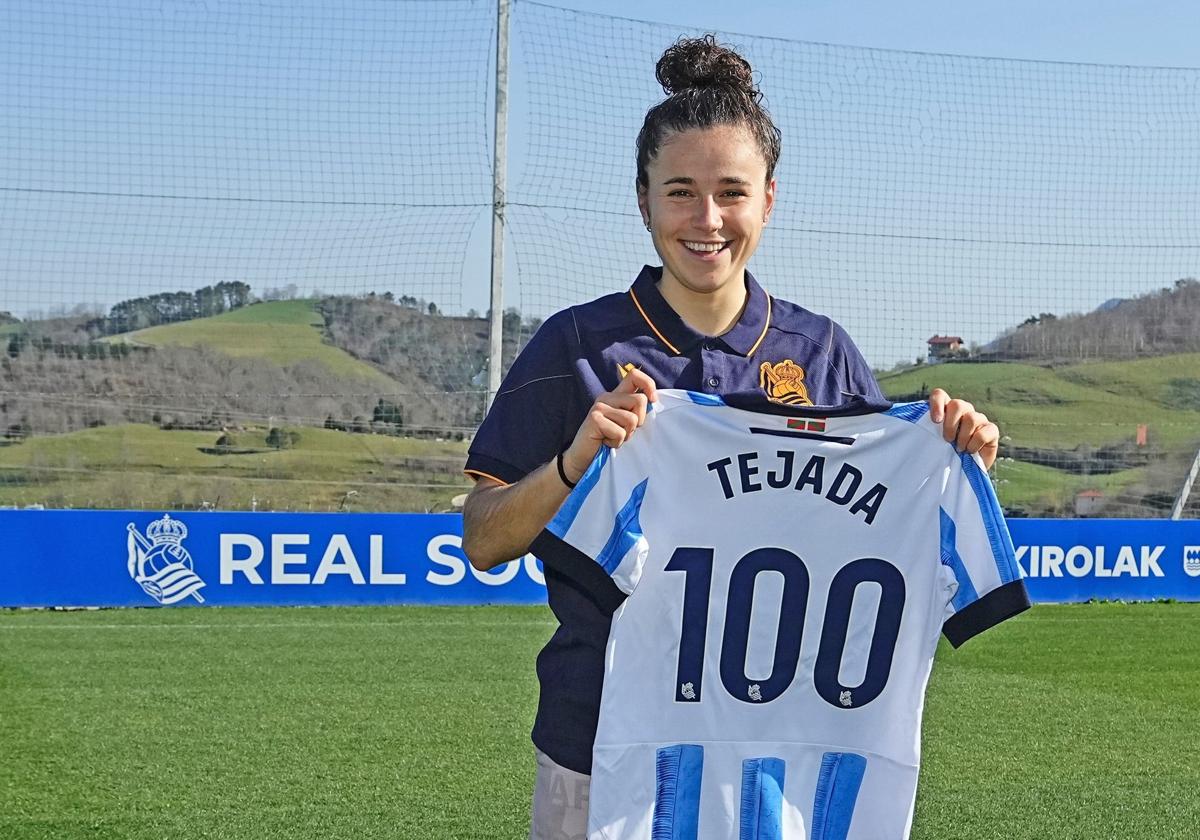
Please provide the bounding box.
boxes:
[939,508,979,611]
[739,757,785,840]
[811,752,867,840]
[883,401,930,423]
[546,445,611,539]
[652,744,703,840]
[596,477,649,575]
[960,453,1021,584]
[685,390,726,406]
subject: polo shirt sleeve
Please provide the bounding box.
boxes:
[464,311,582,486]
[937,448,1031,647]
[829,320,885,400]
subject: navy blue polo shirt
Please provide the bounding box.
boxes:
[465,264,883,775]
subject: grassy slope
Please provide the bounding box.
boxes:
[877,354,1200,449]
[878,355,1200,511]
[991,459,1146,513]
[0,604,1196,839]
[18,307,1199,512]
[0,423,470,512]
[108,299,400,389]
[3,300,469,511]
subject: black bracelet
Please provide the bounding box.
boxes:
[556,449,577,490]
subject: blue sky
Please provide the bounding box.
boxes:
[2,0,1197,365]
[545,0,1200,68]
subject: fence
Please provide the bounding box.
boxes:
[1,0,1198,517]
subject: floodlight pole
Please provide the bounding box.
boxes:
[486,0,510,415]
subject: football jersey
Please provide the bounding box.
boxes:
[531,389,1030,840]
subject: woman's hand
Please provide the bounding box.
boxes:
[560,368,658,484]
[928,388,999,470]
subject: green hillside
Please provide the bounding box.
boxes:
[11,303,1199,514]
[878,355,1200,514]
[991,459,1146,515]
[108,299,399,388]
[0,423,471,512]
[877,354,1200,449]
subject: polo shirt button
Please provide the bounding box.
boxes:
[703,340,716,351]
[707,376,720,388]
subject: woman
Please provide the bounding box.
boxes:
[462,35,998,840]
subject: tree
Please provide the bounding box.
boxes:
[373,398,404,431]
[266,426,300,449]
[503,307,522,337]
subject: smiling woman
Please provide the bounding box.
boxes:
[636,37,780,334]
[460,34,998,840]
[640,124,775,334]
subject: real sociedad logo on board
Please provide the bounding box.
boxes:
[1184,546,1200,578]
[126,514,206,605]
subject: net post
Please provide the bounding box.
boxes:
[1171,446,1200,520]
[486,0,510,416]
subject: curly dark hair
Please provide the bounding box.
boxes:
[636,35,782,188]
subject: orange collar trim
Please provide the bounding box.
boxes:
[629,287,682,355]
[747,294,772,357]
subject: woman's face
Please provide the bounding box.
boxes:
[638,124,775,300]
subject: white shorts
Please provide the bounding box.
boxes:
[529,747,591,840]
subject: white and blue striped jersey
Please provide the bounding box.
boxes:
[533,389,1029,840]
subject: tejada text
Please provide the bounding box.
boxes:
[706,450,888,525]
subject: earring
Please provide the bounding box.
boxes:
[645,223,652,232]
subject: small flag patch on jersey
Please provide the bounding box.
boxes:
[787,418,827,432]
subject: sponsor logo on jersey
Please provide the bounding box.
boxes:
[126,514,206,605]
[759,360,812,405]
[1184,546,1200,577]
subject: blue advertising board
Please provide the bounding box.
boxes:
[1,510,1198,607]
[1012,519,1200,603]
[0,510,546,608]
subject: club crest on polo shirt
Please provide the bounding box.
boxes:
[759,359,812,405]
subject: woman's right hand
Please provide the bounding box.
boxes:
[560,368,658,485]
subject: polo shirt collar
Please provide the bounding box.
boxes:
[628,265,771,357]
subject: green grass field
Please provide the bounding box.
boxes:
[1,604,1197,839]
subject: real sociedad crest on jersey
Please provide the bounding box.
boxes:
[759,360,812,406]
[126,514,206,604]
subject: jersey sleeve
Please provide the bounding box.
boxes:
[464,310,585,485]
[937,451,1031,647]
[529,433,654,599]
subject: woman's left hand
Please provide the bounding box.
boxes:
[928,389,999,470]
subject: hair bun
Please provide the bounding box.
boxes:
[656,35,758,98]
